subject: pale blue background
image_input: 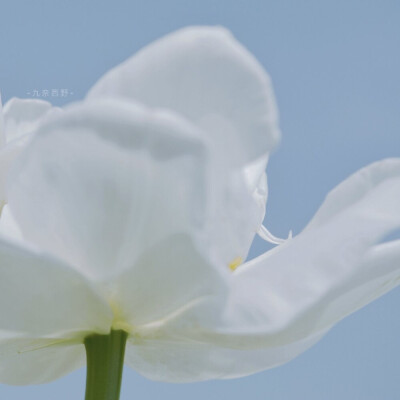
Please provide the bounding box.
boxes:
[1,1,400,399]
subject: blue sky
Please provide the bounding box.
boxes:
[1,1,400,399]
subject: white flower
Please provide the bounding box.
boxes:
[0,26,400,386]
[0,96,59,209]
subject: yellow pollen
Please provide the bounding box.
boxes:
[229,256,243,271]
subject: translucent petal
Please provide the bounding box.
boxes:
[0,93,5,146]
[87,26,280,166]
[8,99,209,282]
[111,233,226,329]
[313,239,400,328]
[0,205,24,244]
[153,159,400,354]
[0,338,84,385]
[88,26,278,265]
[2,97,60,142]
[0,238,112,337]
[125,329,326,382]
[306,158,400,230]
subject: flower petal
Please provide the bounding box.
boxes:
[154,159,400,353]
[0,238,112,337]
[0,338,84,385]
[244,156,269,224]
[125,329,326,382]
[311,239,400,329]
[88,26,278,266]
[0,135,31,208]
[306,158,400,230]
[0,93,5,146]
[8,99,210,281]
[0,98,58,208]
[110,233,226,330]
[87,26,280,166]
[2,97,60,143]
[0,205,24,244]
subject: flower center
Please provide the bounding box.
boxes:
[109,299,134,333]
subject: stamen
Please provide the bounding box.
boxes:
[229,256,243,271]
[258,224,292,245]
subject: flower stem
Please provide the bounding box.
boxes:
[84,329,128,400]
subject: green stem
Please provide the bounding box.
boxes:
[84,330,128,400]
